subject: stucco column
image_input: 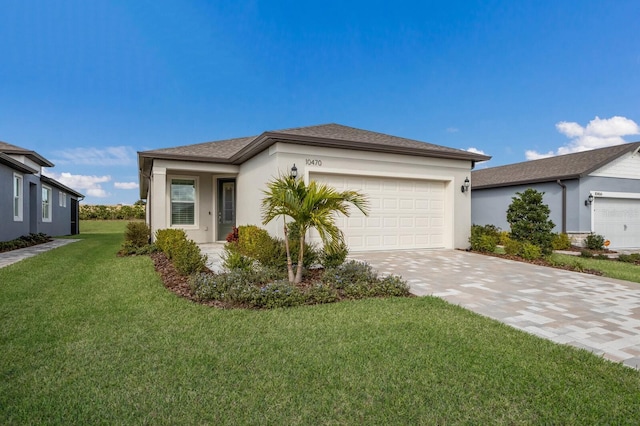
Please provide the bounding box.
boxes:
[150,167,167,237]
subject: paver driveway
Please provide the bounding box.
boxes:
[349,249,640,369]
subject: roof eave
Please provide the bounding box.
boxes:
[230,132,491,164]
[473,174,581,190]
[0,153,39,174]
[40,175,84,198]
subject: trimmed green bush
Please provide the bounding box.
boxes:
[469,224,500,252]
[551,233,572,250]
[155,228,188,259]
[221,245,254,271]
[520,242,542,260]
[584,233,605,250]
[503,237,522,256]
[172,238,207,276]
[124,221,151,247]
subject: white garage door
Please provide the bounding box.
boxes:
[309,173,446,251]
[594,197,640,249]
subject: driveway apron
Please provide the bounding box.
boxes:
[349,249,640,369]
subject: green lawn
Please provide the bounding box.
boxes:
[1,222,639,424]
[550,253,640,283]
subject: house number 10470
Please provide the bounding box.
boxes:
[306,159,322,166]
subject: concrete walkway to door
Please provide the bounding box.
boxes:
[348,249,640,369]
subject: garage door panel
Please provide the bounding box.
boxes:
[310,173,446,251]
[594,197,640,249]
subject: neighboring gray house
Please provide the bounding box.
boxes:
[1,141,84,242]
[139,123,490,251]
[471,142,640,249]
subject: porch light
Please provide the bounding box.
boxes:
[585,193,594,206]
[290,164,298,179]
[461,177,470,193]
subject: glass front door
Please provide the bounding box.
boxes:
[217,179,236,240]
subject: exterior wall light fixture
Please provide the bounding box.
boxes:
[290,164,298,179]
[461,177,470,193]
[585,193,594,206]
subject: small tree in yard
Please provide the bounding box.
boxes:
[261,175,369,284]
[506,188,555,255]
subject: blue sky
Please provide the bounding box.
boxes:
[1,0,639,205]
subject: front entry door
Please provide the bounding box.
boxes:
[217,179,236,241]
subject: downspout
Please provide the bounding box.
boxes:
[556,180,567,234]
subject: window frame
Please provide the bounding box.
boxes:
[13,173,23,222]
[59,191,67,207]
[42,185,52,222]
[168,176,198,228]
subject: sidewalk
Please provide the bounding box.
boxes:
[0,239,80,269]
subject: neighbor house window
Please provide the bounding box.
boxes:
[13,173,23,221]
[59,191,67,207]
[42,185,52,222]
[170,178,196,225]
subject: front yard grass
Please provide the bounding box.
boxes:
[1,222,639,424]
[550,253,640,284]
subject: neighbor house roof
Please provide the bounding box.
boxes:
[0,152,39,174]
[138,123,491,187]
[0,141,55,167]
[472,142,640,189]
[41,175,84,198]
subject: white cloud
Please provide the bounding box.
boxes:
[44,171,111,198]
[526,116,640,160]
[114,181,139,190]
[446,127,459,133]
[52,146,136,166]
[466,147,486,155]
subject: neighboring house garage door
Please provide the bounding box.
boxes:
[593,197,640,249]
[309,173,446,251]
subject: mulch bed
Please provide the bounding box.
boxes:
[470,250,604,276]
[150,252,226,307]
[150,252,329,308]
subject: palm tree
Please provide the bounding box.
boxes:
[261,175,369,283]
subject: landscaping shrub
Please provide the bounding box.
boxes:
[503,238,522,256]
[498,231,511,246]
[319,239,349,268]
[155,229,187,259]
[520,242,542,260]
[584,233,605,250]
[506,189,555,255]
[221,245,254,271]
[124,221,150,248]
[618,253,640,263]
[552,233,572,250]
[322,260,378,289]
[189,258,409,309]
[172,238,207,275]
[469,224,500,252]
[580,249,593,258]
[0,233,51,253]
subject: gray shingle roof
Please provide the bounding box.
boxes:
[139,123,490,164]
[0,140,54,167]
[472,142,640,189]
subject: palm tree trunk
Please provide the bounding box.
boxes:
[294,233,305,283]
[283,220,295,283]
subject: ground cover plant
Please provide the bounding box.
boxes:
[0,233,51,253]
[1,221,639,424]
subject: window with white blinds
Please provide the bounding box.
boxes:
[171,178,196,225]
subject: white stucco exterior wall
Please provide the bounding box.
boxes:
[235,142,474,249]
